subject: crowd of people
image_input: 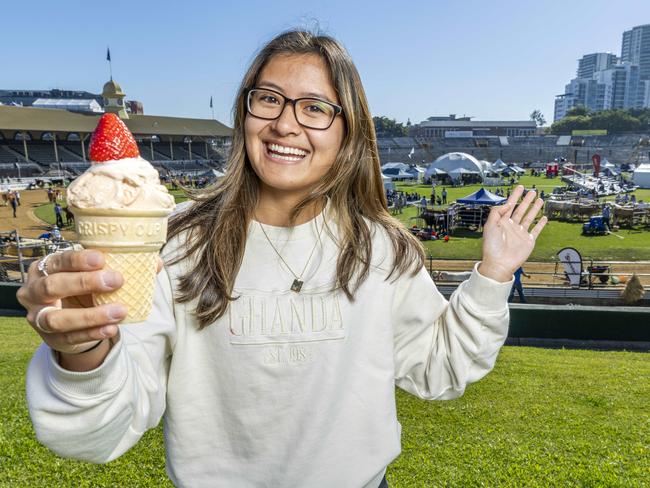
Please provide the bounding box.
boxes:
[163,174,213,190]
[386,189,423,213]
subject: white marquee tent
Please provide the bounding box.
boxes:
[425,152,484,180]
[633,164,650,188]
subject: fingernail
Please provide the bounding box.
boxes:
[101,325,118,337]
[101,271,121,288]
[86,252,103,267]
[107,304,127,320]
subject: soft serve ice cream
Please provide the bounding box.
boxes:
[67,114,174,211]
[67,113,175,323]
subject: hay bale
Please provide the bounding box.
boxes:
[621,273,645,304]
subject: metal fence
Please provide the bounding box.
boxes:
[0,231,76,284]
[426,255,650,292]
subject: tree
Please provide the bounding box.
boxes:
[549,108,645,134]
[373,116,409,138]
[529,109,546,127]
[567,106,590,117]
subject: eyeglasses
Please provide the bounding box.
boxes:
[246,88,343,130]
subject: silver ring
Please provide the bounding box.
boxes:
[34,306,59,334]
[37,254,53,277]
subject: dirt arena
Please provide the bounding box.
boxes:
[0,188,74,240]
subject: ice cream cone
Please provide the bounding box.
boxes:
[71,206,171,323]
[67,114,175,324]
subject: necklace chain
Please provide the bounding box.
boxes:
[257,212,325,292]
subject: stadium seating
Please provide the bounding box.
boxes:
[163,161,208,173]
[0,136,227,181]
[58,144,86,162]
[23,143,58,164]
[60,162,90,175]
[376,133,650,166]
[0,162,43,178]
[6,144,28,160]
[0,146,22,164]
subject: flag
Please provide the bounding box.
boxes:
[106,47,111,62]
[210,96,213,108]
[408,147,415,159]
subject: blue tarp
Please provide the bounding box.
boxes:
[456,188,506,205]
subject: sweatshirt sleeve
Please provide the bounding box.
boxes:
[392,263,512,400]
[25,266,177,463]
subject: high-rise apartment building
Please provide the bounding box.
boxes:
[621,24,650,81]
[554,24,650,120]
[577,53,618,79]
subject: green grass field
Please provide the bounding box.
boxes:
[394,176,650,261]
[1,318,648,487]
[33,177,650,262]
[394,204,650,261]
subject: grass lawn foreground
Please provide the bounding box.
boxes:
[1,318,648,487]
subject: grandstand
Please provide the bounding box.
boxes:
[0,79,232,180]
[377,134,650,168]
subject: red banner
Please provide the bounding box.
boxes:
[592,154,601,177]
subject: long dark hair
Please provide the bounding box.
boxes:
[168,29,424,329]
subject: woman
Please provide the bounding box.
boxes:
[19,30,546,487]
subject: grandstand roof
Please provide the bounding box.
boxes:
[0,105,231,139]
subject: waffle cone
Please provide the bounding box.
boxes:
[70,206,171,323]
[92,250,159,323]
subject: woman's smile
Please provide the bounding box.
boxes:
[263,141,310,164]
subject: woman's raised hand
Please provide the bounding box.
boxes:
[16,250,126,355]
[479,185,548,282]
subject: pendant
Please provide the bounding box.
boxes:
[291,279,303,292]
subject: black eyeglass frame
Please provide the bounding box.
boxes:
[245,87,343,130]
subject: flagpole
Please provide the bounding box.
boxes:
[210,96,214,119]
[107,46,113,80]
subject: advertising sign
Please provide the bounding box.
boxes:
[444,131,473,138]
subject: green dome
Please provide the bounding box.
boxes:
[102,79,124,97]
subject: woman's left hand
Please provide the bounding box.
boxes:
[479,185,547,282]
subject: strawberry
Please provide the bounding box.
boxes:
[89,113,140,162]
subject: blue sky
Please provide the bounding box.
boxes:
[2,0,649,126]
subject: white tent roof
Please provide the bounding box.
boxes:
[479,160,494,173]
[381,162,410,171]
[633,164,650,188]
[448,167,480,175]
[601,158,616,168]
[492,159,507,168]
[32,98,103,113]
[391,170,413,178]
[425,152,484,178]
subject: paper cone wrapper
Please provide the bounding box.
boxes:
[71,206,172,323]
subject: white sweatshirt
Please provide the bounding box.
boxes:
[26,206,512,488]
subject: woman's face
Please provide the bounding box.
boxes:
[244,53,345,199]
